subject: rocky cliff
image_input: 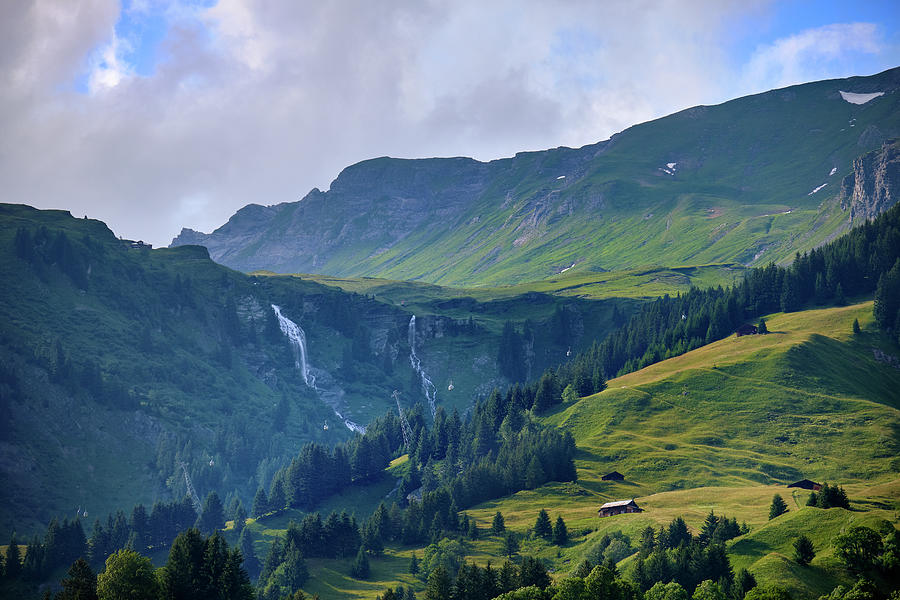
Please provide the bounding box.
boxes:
[840,138,900,225]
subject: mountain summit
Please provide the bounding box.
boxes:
[172,68,900,285]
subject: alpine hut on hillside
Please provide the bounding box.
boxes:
[601,471,625,481]
[598,499,642,518]
[788,479,821,491]
[736,324,758,336]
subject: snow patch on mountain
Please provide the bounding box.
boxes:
[839,91,884,105]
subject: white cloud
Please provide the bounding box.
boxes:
[0,1,895,248]
[742,23,883,90]
[87,31,132,92]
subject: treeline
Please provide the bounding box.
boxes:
[262,384,577,525]
[542,202,900,386]
[254,395,576,596]
[1,528,253,600]
[5,493,226,583]
[255,511,362,598]
[631,514,749,596]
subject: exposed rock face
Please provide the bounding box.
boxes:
[840,139,900,225]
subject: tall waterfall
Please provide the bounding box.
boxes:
[271,304,364,433]
[408,315,437,418]
[272,304,314,388]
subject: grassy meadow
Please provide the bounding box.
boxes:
[242,300,899,599]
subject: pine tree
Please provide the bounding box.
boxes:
[5,534,22,580]
[757,318,768,334]
[768,494,788,520]
[533,509,552,540]
[852,318,861,334]
[793,535,815,566]
[252,488,269,517]
[552,516,568,546]
[58,557,98,600]
[238,528,260,580]
[409,552,419,575]
[467,519,479,540]
[502,533,519,558]
[351,547,370,579]
[424,565,451,600]
[491,512,505,535]
[196,491,225,534]
[524,456,546,490]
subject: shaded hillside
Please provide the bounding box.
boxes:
[243,302,900,600]
[173,68,900,285]
[0,204,621,539]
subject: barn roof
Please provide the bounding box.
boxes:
[599,498,637,509]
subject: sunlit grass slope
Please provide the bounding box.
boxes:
[548,301,899,492]
[248,301,898,600]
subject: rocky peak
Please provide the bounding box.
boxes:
[840,139,900,225]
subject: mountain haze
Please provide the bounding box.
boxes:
[173,68,900,285]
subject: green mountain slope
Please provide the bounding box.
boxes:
[0,204,623,539]
[248,301,899,599]
[173,68,900,285]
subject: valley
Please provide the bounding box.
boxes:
[2,68,899,600]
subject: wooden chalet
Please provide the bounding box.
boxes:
[736,324,758,337]
[601,471,625,481]
[787,479,821,491]
[598,498,642,518]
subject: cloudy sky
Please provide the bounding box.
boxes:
[2,0,898,247]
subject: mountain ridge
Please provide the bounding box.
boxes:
[173,67,900,285]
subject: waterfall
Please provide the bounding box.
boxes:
[408,315,437,418]
[272,304,314,388]
[271,304,365,433]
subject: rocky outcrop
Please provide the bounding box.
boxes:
[840,139,900,225]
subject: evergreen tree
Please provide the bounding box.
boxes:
[533,509,552,540]
[238,529,260,580]
[518,556,551,589]
[160,528,206,598]
[757,318,768,334]
[502,533,519,558]
[733,569,757,599]
[5,534,22,580]
[667,517,691,548]
[467,519,479,540]
[532,372,559,412]
[874,260,900,330]
[252,488,269,517]
[196,491,226,534]
[409,552,419,575]
[58,557,98,600]
[852,318,861,334]
[768,495,788,520]
[573,559,593,578]
[793,535,815,566]
[524,456,546,490]
[351,547,370,579]
[552,516,568,546]
[269,478,287,512]
[424,565,451,600]
[492,512,505,535]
